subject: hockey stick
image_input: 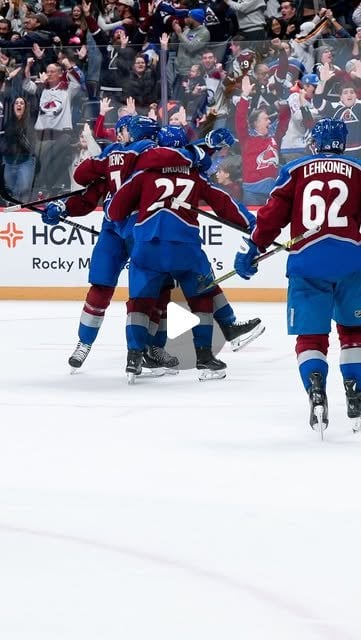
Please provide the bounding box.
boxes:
[0,182,100,237]
[2,188,88,212]
[199,226,321,291]
[171,198,284,249]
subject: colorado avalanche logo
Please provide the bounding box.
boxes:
[256,145,279,170]
[39,97,63,116]
[333,104,358,123]
[341,108,357,123]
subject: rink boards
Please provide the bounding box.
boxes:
[0,207,288,301]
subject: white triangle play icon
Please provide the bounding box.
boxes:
[167,302,200,339]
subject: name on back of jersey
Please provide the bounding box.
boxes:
[109,153,125,167]
[303,160,352,178]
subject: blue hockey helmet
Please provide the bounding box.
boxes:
[115,114,132,135]
[311,118,348,154]
[128,115,160,142]
[157,125,188,148]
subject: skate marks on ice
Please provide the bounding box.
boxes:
[0,517,357,640]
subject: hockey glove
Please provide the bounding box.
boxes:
[234,239,259,280]
[204,127,236,149]
[187,145,212,172]
[42,200,67,226]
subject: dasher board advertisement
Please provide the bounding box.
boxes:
[0,208,289,290]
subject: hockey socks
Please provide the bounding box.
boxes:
[78,285,115,345]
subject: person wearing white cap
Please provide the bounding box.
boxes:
[290,12,329,72]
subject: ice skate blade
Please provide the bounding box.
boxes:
[70,366,81,375]
[127,372,138,384]
[164,367,179,376]
[312,405,327,440]
[198,369,227,381]
[231,324,265,352]
[140,367,166,378]
[352,417,361,433]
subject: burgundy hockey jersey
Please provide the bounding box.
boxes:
[108,165,250,243]
[252,153,361,279]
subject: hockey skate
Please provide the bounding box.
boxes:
[308,372,328,438]
[196,346,227,381]
[68,341,92,373]
[141,349,166,378]
[126,349,143,384]
[144,346,179,375]
[219,318,265,352]
[344,379,361,433]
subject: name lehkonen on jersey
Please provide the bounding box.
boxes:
[304,161,352,178]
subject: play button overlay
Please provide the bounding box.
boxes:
[167,301,200,339]
[164,301,226,371]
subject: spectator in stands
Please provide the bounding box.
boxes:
[215,157,242,200]
[223,0,266,41]
[97,0,131,34]
[265,16,287,40]
[225,36,251,78]
[290,12,329,72]
[200,48,228,128]
[235,73,290,205]
[93,95,136,140]
[0,18,12,39]
[68,5,88,46]
[0,12,55,64]
[315,80,361,156]
[69,122,101,189]
[6,0,28,35]
[182,63,208,122]
[280,72,320,162]
[313,44,344,101]
[265,38,306,97]
[23,55,83,192]
[111,0,137,39]
[171,8,210,100]
[23,56,83,135]
[98,25,134,102]
[40,0,72,45]
[123,53,160,112]
[313,43,341,76]
[3,96,36,200]
[249,61,280,120]
[279,1,300,39]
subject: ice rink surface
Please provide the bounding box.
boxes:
[1,300,361,640]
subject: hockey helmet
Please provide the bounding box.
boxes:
[311,118,348,154]
[128,115,160,142]
[157,125,188,148]
[115,114,132,135]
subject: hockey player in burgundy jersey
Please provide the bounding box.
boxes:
[107,158,254,381]
[42,119,261,373]
[234,118,361,434]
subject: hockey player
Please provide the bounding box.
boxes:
[107,143,257,381]
[43,119,263,373]
[233,118,361,434]
[156,125,264,353]
[42,115,194,374]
